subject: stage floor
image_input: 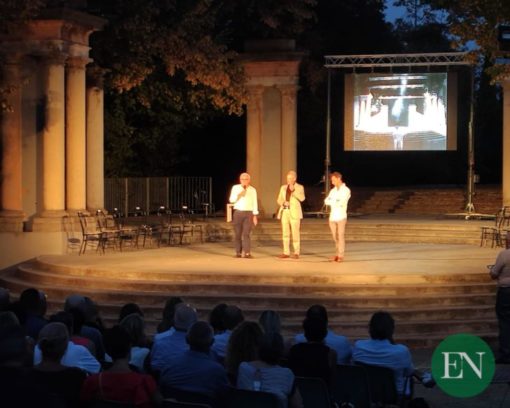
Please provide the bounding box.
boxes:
[37,241,501,285]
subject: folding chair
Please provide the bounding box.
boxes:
[295,376,331,408]
[481,208,506,248]
[332,364,371,408]
[78,213,105,255]
[355,362,399,407]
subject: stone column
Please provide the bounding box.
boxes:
[65,55,89,213]
[279,84,298,182]
[41,54,67,217]
[0,57,24,217]
[86,67,104,212]
[503,79,510,206]
[246,86,264,187]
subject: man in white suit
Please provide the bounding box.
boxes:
[276,171,305,259]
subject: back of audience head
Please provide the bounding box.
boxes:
[209,303,228,334]
[161,297,183,325]
[222,305,244,331]
[120,313,146,347]
[20,288,46,316]
[0,287,10,311]
[67,307,86,336]
[186,321,214,353]
[38,322,69,362]
[0,311,20,330]
[104,325,131,361]
[369,311,395,342]
[64,294,86,313]
[305,304,328,324]
[174,304,198,332]
[0,324,28,366]
[118,303,144,322]
[259,310,281,335]
[303,316,328,343]
[259,332,285,365]
[226,321,263,374]
[50,311,73,336]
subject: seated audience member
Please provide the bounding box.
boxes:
[238,332,302,408]
[294,304,351,364]
[19,288,48,340]
[212,305,244,361]
[352,311,415,396]
[225,321,264,384]
[155,296,183,341]
[0,287,10,311]
[81,325,162,408]
[119,302,144,322]
[33,312,100,374]
[66,295,105,361]
[259,310,282,335]
[0,311,20,329]
[29,322,87,407]
[209,303,228,335]
[150,303,197,373]
[0,324,51,408]
[288,317,337,389]
[120,312,151,372]
[67,308,96,355]
[159,321,229,402]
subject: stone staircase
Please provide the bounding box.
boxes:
[0,254,497,349]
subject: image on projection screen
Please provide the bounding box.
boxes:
[352,73,447,151]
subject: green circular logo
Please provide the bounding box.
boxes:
[431,334,495,398]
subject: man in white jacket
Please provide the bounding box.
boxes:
[276,171,305,259]
[324,172,351,262]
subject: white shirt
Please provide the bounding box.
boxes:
[324,183,351,221]
[229,184,259,215]
[34,341,101,373]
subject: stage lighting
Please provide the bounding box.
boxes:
[498,25,510,52]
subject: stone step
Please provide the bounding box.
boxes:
[13,266,496,297]
[0,276,496,309]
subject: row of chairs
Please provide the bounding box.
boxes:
[480,206,510,248]
[72,211,204,255]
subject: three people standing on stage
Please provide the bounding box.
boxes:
[276,171,306,259]
[325,172,351,262]
[229,173,258,258]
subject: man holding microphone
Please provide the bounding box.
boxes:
[276,171,305,259]
[229,173,258,258]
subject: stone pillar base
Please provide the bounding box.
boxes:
[0,215,24,232]
[31,213,68,232]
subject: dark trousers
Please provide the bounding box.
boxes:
[233,210,253,254]
[496,287,510,359]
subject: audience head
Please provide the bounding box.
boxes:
[174,304,198,332]
[20,288,46,316]
[209,303,228,334]
[0,324,28,366]
[369,311,395,341]
[162,297,183,323]
[305,304,328,324]
[258,332,285,365]
[38,322,69,361]
[259,310,281,335]
[49,311,74,335]
[303,316,328,342]
[0,287,10,311]
[186,321,214,353]
[222,305,244,331]
[120,313,146,347]
[64,294,86,313]
[118,303,144,322]
[103,325,131,360]
[225,321,263,375]
[0,311,20,330]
